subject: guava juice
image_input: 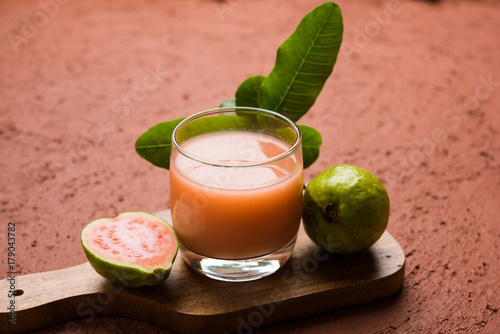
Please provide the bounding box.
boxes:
[170,130,303,260]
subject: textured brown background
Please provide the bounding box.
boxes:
[1,0,499,333]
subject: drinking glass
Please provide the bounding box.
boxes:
[170,107,303,282]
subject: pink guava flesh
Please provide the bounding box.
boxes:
[83,213,177,270]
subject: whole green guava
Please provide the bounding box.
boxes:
[302,165,390,254]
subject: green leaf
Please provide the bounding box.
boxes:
[259,2,343,122]
[235,75,266,108]
[299,125,322,169]
[135,118,185,170]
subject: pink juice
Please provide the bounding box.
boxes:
[170,130,303,259]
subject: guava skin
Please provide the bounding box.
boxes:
[81,212,179,287]
[302,165,390,254]
[82,244,173,288]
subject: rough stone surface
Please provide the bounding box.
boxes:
[1,0,499,333]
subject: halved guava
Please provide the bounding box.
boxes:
[81,212,178,287]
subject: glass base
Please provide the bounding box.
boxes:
[180,237,297,282]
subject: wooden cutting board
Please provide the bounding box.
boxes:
[0,210,405,334]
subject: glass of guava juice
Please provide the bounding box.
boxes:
[170,107,303,282]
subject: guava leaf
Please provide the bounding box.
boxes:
[135,118,185,170]
[299,125,322,169]
[235,75,266,108]
[259,2,343,122]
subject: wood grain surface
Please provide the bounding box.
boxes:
[0,210,404,334]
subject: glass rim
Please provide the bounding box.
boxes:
[171,107,302,168]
